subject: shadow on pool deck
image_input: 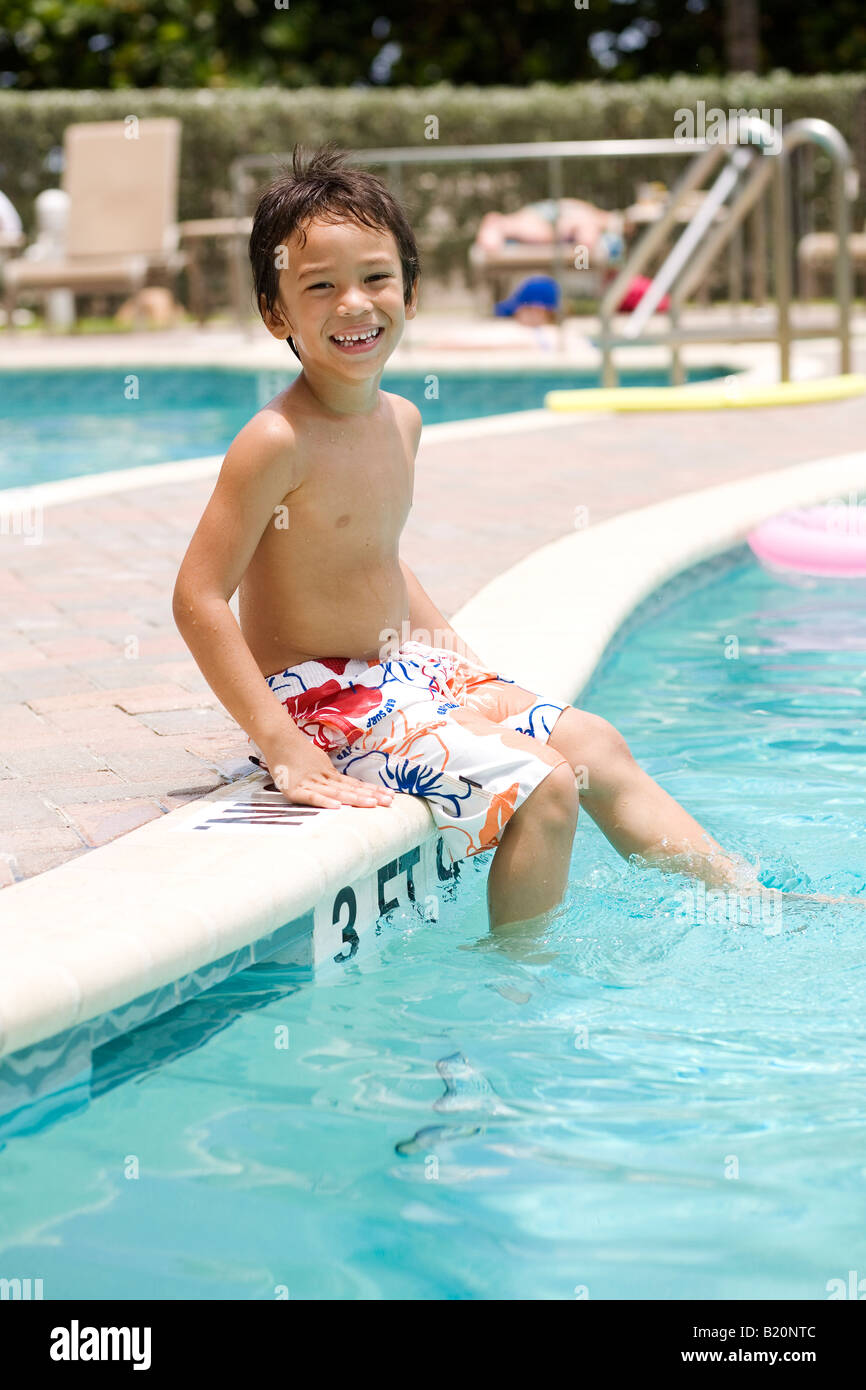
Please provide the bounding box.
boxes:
[2,341,866,886]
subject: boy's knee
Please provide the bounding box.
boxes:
[599,716,633,764]
[523,760,579,834]
[564,710,634,769]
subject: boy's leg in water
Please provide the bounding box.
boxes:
[546,707,866,913]
[546,707,755,887]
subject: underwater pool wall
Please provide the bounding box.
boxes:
[3,447,866,1124]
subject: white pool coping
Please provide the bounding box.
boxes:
[3,442,866,1117]
[453,450,866,704]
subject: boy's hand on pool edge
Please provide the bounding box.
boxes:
[261,733,394,810]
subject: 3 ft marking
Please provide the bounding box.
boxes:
[378,848,421,913]
[329,838,460,964]
[332,887,359,962]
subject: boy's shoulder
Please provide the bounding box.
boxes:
[381,387,421,423]
[228,385,421,468]
[381,389,422,447]
[233,398,297,460]
[219,393,302,494]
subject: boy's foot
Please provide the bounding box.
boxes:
[731,884,866,933]
[706,872,866,912]
[777,889,866,908]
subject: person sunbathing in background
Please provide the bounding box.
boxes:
[172,146,843,941]
[475,200,672,317]
[475,198,624,260]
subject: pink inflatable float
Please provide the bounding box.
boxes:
[748,505,866,577]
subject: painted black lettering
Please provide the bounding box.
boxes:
[399,847,421,902]
[436,837,460,882]
[377,859,400,915]
[332,886,359,962]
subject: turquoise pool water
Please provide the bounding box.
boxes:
[0,364,736,490]
[1,547,864,1299]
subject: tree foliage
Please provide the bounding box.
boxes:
[0,0,864,91]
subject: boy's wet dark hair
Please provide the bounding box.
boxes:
[249,143,420,360]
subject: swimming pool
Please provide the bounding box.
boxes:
[1,545,862,1299]
[0,364,737,490]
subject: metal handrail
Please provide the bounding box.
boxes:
[596,141,752,327]
[597,116,855,385]
[669,141,777,308]
[779,118,854,378]
[599,115,783,384]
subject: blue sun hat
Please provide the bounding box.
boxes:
[494,274,561,317]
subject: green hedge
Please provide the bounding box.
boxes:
[2,74,863,286]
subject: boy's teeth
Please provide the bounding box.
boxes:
[333,328,380,342]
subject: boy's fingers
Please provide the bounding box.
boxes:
[292,778,342,805]
[342,784,393,802]
[322,784,377,806]
[294,789,341,811]
[323,770,393,800]
[277,771,394,809]
[290,775,391,809]
[340,790,391,807]
[287,788,341,809]
[288,776,348,808]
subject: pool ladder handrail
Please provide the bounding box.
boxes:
[597,116,855,387]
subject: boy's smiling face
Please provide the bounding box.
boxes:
[263,216,417,376]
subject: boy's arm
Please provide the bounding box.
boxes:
[400,559,487,668]
[172,413,302,755]
[171,414,392,810]
[392,394,488,669]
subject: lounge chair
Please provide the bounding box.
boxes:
[3,118,185,328]
[797,228,866,299]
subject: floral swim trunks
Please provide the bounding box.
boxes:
[249,639,569,865]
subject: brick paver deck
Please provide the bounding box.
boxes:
[2,335,865,885]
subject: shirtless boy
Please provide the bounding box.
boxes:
[172,146,776,933]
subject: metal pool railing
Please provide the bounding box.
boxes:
[596,117,855,386]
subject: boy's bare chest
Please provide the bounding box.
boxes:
[290,432,412,543]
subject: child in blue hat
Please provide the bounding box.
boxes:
[494,274,561,325]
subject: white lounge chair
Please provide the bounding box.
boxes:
[3,118,185,328]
